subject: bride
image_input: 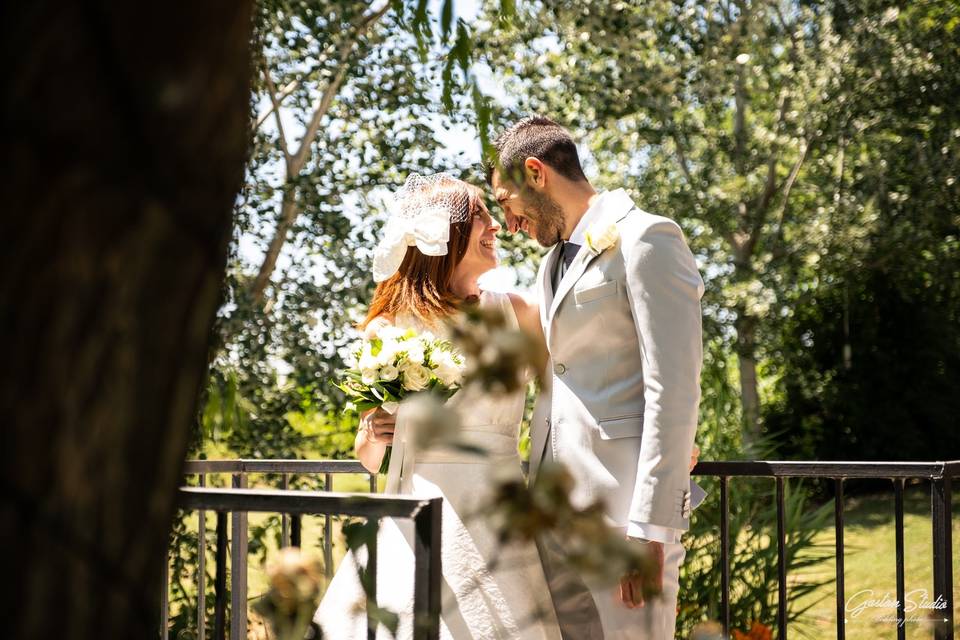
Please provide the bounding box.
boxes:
[314,173,562,639]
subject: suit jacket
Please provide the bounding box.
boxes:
[529,189,706,531]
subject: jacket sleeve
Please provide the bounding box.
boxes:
[623,219,704,530]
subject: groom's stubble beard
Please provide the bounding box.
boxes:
[524,188,566,247]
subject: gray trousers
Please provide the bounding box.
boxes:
[536,437,685,639]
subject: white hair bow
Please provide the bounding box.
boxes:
[372,204,451,282]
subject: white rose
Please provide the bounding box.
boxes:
[379,364,399,382]
[401,362,432,391]
[584,222,620,255]
[361,368,379,386]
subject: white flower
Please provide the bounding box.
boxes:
[361,368,379,386]
[401,362,432,391]
[377,325,406,341]
[358,344,378,370]
[404,341,426,365]
[377,339,402,365]
[379,364,399,382]
[431,350,463,387]
[584,222,620,255]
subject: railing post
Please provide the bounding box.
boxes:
[198,473,206,640]
[281,474,290,548]
[291,513,302,547]
[719,475,730,638]
[894,478,906,640]
[412,497,442,640]
[214,511,228,640]
[325,472,334,579]
[776,476,787,640]
[366,518,379,640]
[932,473,954,640]
[230,473,248,640]
[835,478,845,640]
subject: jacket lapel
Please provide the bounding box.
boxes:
[545,199,636,343]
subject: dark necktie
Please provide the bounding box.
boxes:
[561,241,581,274]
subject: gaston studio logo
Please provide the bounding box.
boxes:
[845,589,949,627]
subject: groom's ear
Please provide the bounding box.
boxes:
[523,157,547,189]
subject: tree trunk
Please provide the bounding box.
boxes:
[1,2,252,637]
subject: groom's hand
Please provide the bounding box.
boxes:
[619,539,664,609]
[360,407,395,445]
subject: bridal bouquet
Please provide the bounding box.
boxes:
[337,326,465,473]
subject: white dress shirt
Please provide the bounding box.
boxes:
[561,190,682,545]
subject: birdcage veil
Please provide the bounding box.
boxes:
[372,173,474,282]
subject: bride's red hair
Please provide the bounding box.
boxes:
[362,179,485,330]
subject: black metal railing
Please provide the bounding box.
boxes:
[163,459,957,640]
[692,460,958,640]
[160,460,444,640]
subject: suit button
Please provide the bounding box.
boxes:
[554,363,567,375]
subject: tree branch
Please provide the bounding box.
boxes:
[290,2,389,172]
[770,137,809,260]
[248,3,390,307]
[672,129,697,189]
[251,189,299,306]
[753,92,790,220]
[254,48,336,130]
[260,59,293,175]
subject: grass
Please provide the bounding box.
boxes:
[785,482,959,640]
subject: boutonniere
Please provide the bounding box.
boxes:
[584,222,620,255]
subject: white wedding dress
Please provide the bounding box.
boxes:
[314,291,562,640]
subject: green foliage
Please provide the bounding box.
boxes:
[681,474,835,638]
[681,339,836,635]
[763,0,960,460]
[476,0,959,451]
[167,0,960,633]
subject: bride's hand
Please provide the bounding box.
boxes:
[361,407,396,445]
[689,444,701,472]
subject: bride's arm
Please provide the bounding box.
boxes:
[353,315,396,473]
[507,292,547,378]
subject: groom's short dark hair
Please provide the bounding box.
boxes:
[487,116,588,185]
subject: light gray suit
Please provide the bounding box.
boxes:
[530,189,705,639]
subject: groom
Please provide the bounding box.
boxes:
[489,116,706,639]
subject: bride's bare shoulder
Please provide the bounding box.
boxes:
[362,315,395,339]
[506,291,537,315]
[505,292,541,335]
